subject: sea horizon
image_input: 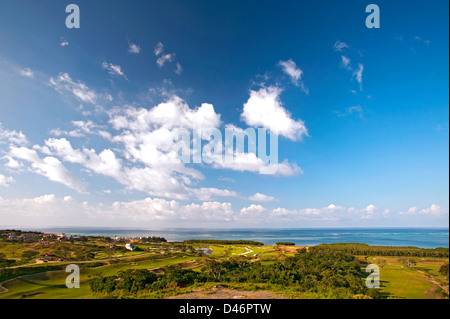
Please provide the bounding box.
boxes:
[4,226,449,249]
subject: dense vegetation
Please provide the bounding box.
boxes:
[311,243,449,257]
[183,239,264,246]
[89,249,379,298]
[439,263,449,279]
[276,242,295,246]
[140,236,167,243]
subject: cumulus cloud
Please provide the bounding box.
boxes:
[248,192,278,202]
[0,192,446,226]
[241,86,308,141]
[4,87,303,201]
[8,146,87,192]
[0,174,14,187]
[0,123,28,145]
[420,204,448,217]
[14,96,243,201]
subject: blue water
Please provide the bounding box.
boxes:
[19,227,449,249]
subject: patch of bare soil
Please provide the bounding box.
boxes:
[281,246,309,253]
[166,285,286,299]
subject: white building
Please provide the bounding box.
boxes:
[125,243,136,251]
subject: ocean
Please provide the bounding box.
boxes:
[17,227,450,249]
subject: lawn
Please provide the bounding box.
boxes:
[0,256,198,299]
[367,256,446,299]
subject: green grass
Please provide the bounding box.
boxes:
[0,256,198,299]
[367,257,444,299]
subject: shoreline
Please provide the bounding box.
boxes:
[1,227,449,249]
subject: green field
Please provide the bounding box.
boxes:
[0,256,197,299]
[366,256,448,299]
[1,237,448,299]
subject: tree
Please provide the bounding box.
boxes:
[439,263,449,279]
[203,259,226,281]
[377,259,387,269]
[399,258,416,269]
[21,250,39,260]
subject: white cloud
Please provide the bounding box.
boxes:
[2,155,23,169]
[333,40,349,52]
[3,91,303,200]
[353,63,364,90]
[278,59,307,92]
[190,187,239,201]
[26,98,236,201]
[157,53,175,67]
[210,147,301,177]
[334,105,364,118]
[49,120,107,139]
[19,67,34,78]
[153,42,181,74]
[8,146,87,192]
[420,204,448,217]
[341,56,351,69]
[358,204,378,220]
[0,174,14,187]
[43,138,122,180]
[175,62,183,75]
[102,62,126,78]
[347,105,364,117]
[0,123,28,145]
[49,73,97,104]
[154,42,164,56]
[241,86,308,141]
[249,192,278,202]
[0,192,446,226]
[240,204,268,220]
[128,43,141,54]
[399,206,419,215]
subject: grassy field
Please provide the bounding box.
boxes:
[1,242,448,299]
[366,256,448,299]
[0,256,198,299]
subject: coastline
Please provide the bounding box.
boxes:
[4,226,449,249]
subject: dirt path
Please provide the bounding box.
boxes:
[239,247,254,256]
[166,286,286,299]
[0,284,7,293]
[414,268,449,295]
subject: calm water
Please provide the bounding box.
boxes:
[18,227,449,249]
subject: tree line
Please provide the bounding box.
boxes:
[310,243,449,257]
[183,239,264,246]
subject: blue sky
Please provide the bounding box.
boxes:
[0,0,448,228]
